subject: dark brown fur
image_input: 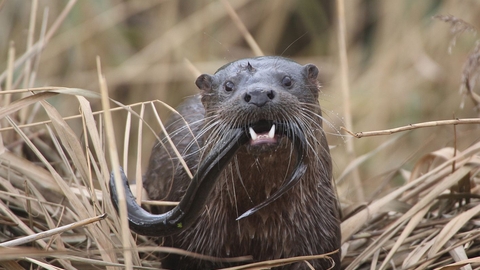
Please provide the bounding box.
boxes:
[144,57,340,269]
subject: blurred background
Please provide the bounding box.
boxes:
[2,0,480,204]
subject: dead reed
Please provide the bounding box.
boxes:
[1,1,480,269]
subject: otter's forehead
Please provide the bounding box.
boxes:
[215,56,303,76]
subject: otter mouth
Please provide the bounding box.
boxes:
[248,120,278,145]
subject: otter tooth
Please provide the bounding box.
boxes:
[268,124,275,139]
[249,127,258,140]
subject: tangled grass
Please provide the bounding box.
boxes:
[1,1,480,269]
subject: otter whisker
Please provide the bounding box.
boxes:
[234,156,253,204]
[228,158,242,236]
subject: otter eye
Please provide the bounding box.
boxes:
[282,76,292,87]
[224,81,234,92]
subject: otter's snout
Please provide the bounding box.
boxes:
[243,89,275,107]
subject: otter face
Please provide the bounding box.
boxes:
[196,56,322,152]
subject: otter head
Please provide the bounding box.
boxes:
[196,56,322,153]
[195,56,325,218]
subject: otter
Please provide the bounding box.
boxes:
[110,56,341,269]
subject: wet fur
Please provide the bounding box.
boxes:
[143,57,340,269]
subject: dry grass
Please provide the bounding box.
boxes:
[1,1,480,269]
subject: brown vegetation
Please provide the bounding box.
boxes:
[1,1,480,269]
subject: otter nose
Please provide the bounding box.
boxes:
[243,89,275,107]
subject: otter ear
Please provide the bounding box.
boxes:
[304,64,319,83]
[195,74,214,93]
